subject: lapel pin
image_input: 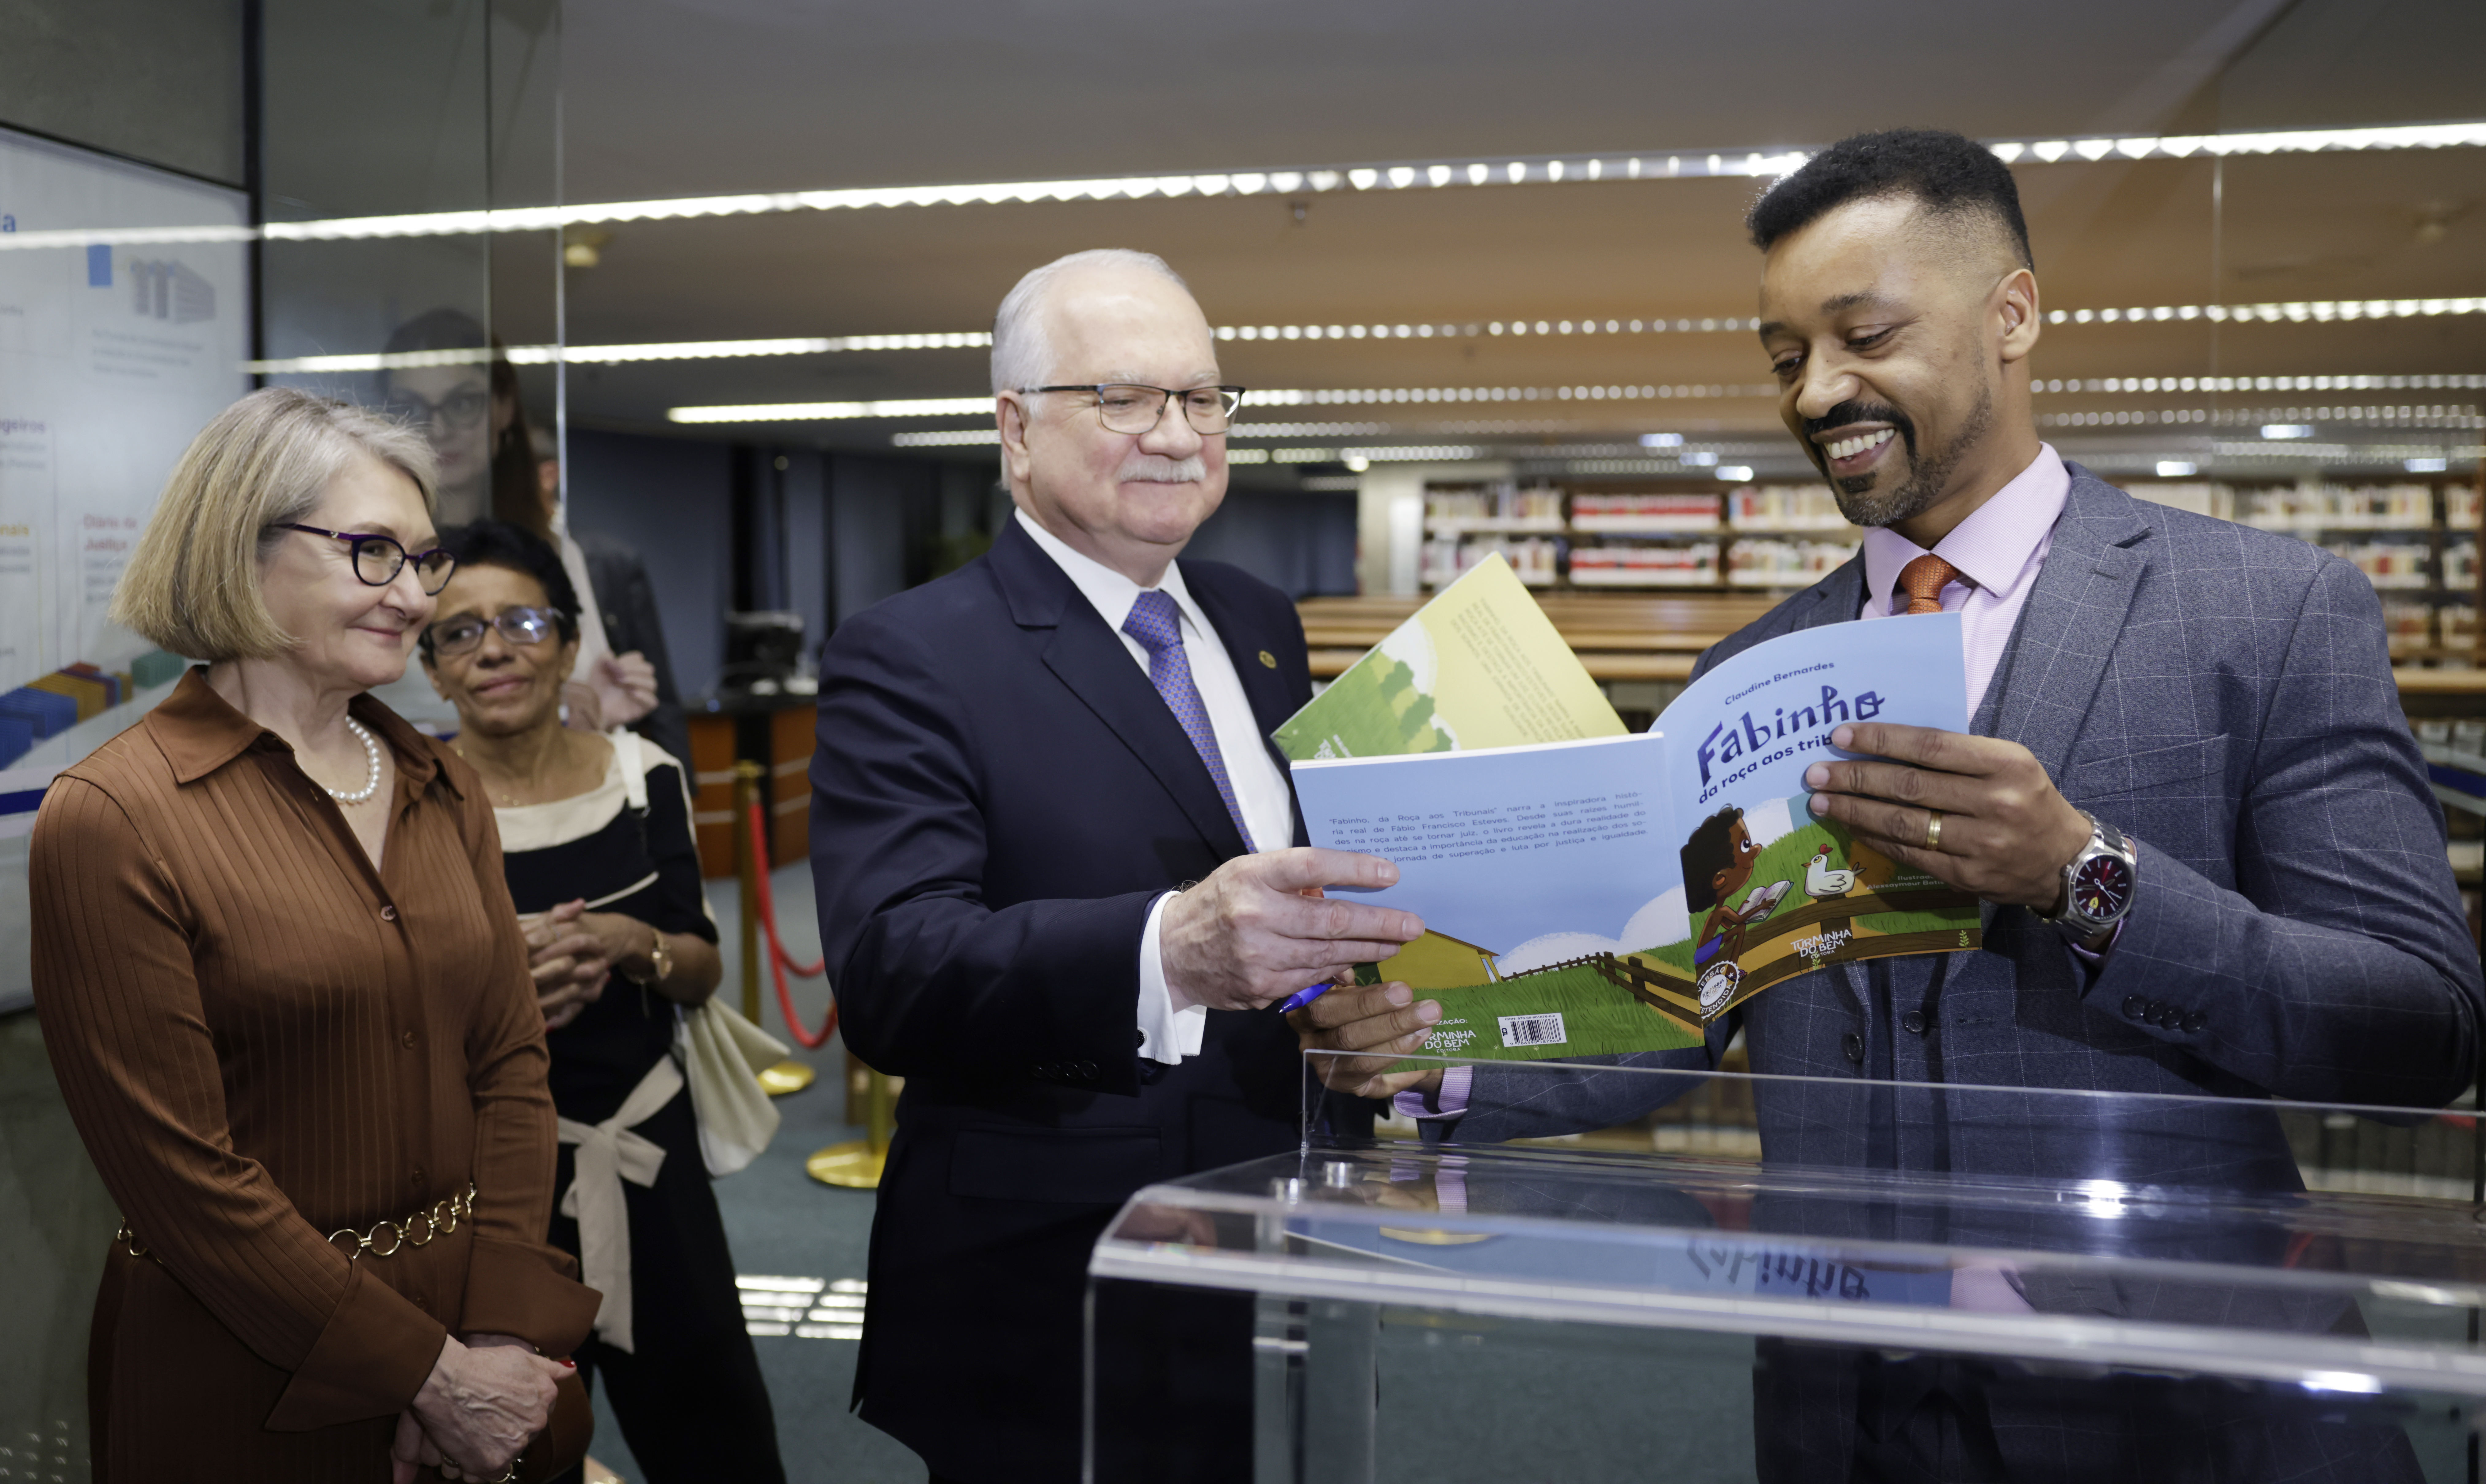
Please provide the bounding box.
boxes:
[1258,650,1278,669]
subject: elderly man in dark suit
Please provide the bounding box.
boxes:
[809,248,1420,1484]
[1301,130,2482,1481]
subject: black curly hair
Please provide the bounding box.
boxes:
[1747,128,2032,270]
[418,518,580,656]
[1681,806,1746,914]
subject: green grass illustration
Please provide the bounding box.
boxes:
[1638,812,1969,965]
[1404,962,1705,1062]
[1275,651,1456,760]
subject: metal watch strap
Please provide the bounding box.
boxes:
[2041,810,2135,938]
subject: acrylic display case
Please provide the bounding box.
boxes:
[1088,1054,2486,1483]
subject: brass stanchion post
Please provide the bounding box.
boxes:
[738,756,818,1096]
[734,760,763,1024]
[809,1064,894,1189]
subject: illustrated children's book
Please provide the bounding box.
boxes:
[1273,555,1629,760]
[1281,585,1978,1062]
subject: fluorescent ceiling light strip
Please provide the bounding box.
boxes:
[248,332,991,374]
[13,122,2480,253]
[1252,384,1783,405]
[2204,440,2482,459]
[2044,408,2481,428]
[2046,298,2486,325]
[891,421,1397,447]
[246,299,2486,375]
[1232,300,2485,339]
[1989,121,2486,164]
[668,397,990,423]
[905,411,2480,450]
[670,385,1775,422]
[673,376,2484,424]
[2040,374,2486,393]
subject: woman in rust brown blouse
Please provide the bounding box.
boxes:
[31,388,600,1483]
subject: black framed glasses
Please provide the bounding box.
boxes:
[384,388,491,432]
[425,605,560,657]
[1029,384,1245,435]
[277,523,456,594]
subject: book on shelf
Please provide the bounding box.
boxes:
[1569,544,1718,586]
[1726,484,1856,532]
[1572,492,1722,532]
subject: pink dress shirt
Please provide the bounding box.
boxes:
[1857,444,2070,717]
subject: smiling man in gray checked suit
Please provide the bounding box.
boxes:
[1298,129,2483,1482]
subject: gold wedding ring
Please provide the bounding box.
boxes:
[1923,809,1945,852]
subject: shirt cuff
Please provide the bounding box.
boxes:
[2065,916,2125,970]
[1392,1064,1473,1122]
[1137,891,1207,1064]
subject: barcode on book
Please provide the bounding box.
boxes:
[1498,1013,1566,1048]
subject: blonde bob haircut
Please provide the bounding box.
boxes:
[112,387,438,662]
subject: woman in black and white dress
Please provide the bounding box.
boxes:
[422,519,786,1484]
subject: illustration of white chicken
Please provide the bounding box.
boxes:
[1804,843,1858,900]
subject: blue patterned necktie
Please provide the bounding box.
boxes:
[1122,589,1253,851]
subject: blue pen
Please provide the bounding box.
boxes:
[1277,982,1334,1015]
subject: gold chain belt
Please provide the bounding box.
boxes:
[116,1183,478,1263]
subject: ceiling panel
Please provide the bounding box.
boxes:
[545,0,2483,466]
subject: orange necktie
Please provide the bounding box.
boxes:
[1897,553,1961,616]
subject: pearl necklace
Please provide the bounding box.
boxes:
[322,717,383,804]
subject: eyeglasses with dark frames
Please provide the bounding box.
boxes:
[1026,384,1245,436]
[275,524,457,595]
[425,605,561,657]
[384,388,492,432]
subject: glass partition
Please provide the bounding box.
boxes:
[0,5,563,1473]
[254,0,564,733]
[1088,1054,2486,1482]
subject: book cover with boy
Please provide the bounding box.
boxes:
[1287,614,1980,1062]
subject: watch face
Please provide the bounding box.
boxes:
[2071,853,2134,921]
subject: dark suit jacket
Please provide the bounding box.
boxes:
[575,529,691,768]
[1433,467,2468,1481]
[808,516,1319,1480]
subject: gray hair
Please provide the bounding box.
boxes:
[990,249,1191,394]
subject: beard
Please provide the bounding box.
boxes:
[1117,451,1207,484]
[1808,387,1993,529]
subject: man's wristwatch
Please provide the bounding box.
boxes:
[2038,810,2137,942]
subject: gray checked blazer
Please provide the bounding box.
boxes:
[1438,465,2484,1191]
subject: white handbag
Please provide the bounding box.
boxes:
[612,728,788,1176]
[678,996,787,1177]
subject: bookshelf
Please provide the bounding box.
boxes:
[1416,474,2482,662]
[1419,479,1862,596]
[2135,477,2480,662]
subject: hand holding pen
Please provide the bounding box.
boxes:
[1158,847,1422,1013]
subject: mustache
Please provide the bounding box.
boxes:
[1116,452,1208,483]
[1800,400,1915,447]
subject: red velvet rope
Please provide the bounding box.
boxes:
[747,801,837,1049]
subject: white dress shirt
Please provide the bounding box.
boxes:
[1013,509,1294,1063]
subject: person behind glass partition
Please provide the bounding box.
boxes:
[419,519,784,1484]
[1295,129,2479,1482]
[379,309,659,739]
[31,388,595,1483]
[518,421,690,769]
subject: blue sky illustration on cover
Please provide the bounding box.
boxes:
[1293,615,1968,976]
